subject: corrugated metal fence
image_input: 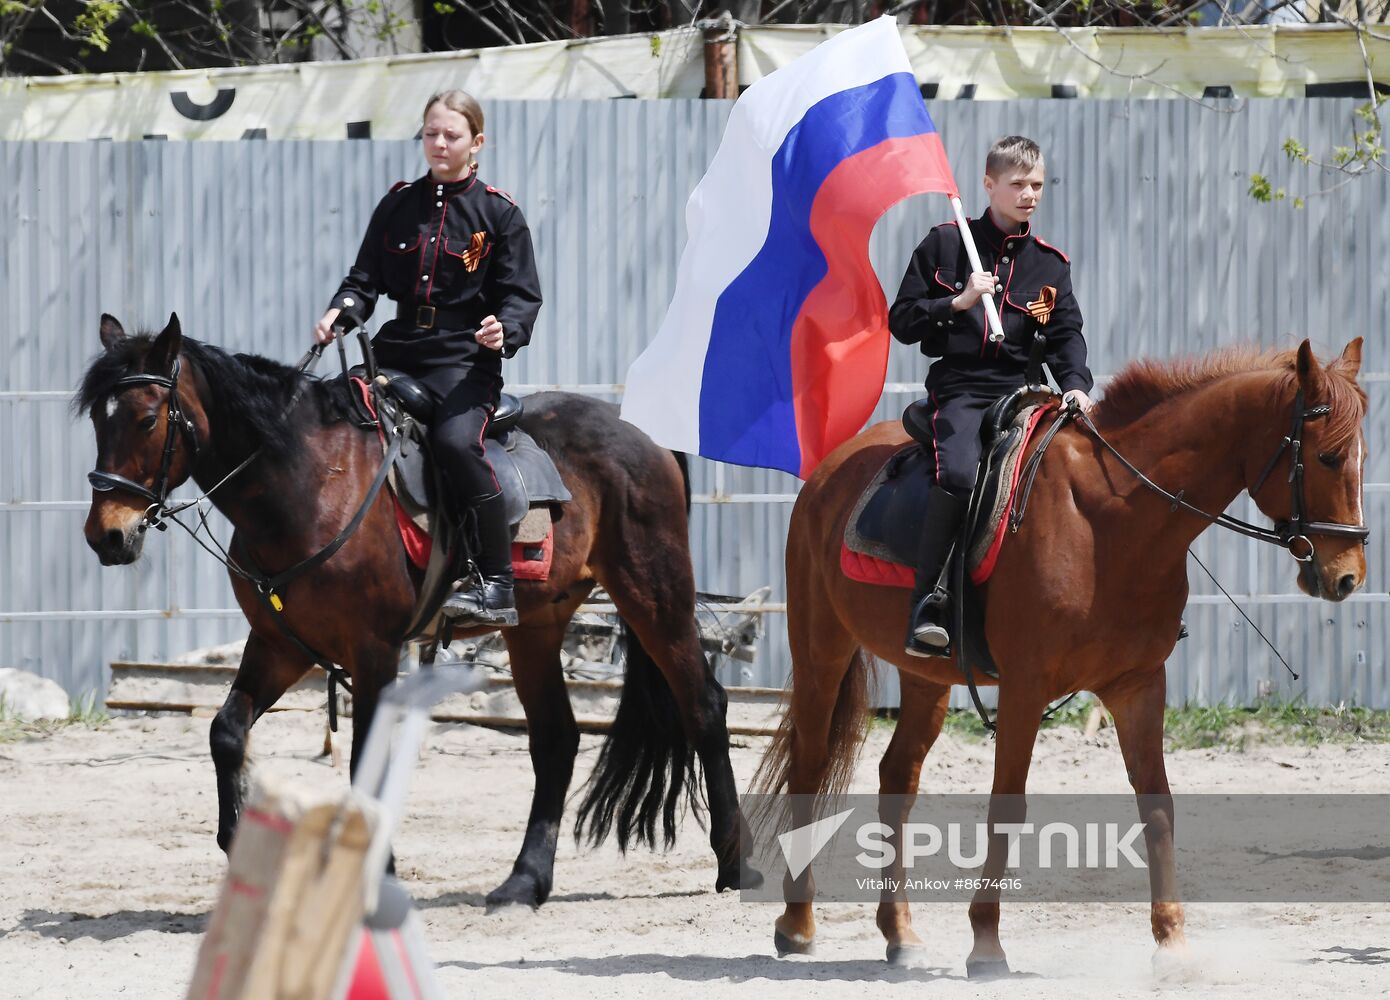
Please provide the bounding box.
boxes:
[2,98,1386,706]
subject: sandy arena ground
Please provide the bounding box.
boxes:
[1,707,1387,999]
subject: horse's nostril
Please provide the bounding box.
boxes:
[1337,574,1358,598]
[103,528,125,551]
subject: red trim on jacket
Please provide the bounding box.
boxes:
[1032,235,1069,263]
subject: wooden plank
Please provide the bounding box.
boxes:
[107,661,785,736]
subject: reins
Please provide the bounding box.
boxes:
[1012,393,1369,561]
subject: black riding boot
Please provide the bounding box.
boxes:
[441,491,518,627]
[905,486,969,658]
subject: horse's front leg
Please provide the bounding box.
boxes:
[1099,666,1188,962]
[966,682,1046,980]
[209,631,312,852]
[345,639,401,783]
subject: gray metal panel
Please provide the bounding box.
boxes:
[1,97,1386,708]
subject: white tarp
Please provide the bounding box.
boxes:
[0,29,707,140]
[0,24,1384,140]
[744,24,1389,100]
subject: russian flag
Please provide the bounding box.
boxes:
[621,16,958,478]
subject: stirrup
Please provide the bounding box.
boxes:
[905,621,951,658]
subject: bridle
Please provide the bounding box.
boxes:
[86,346,324,531]
[87,358,200,530]
[82,341,392,733]
[1022,389,1371,563]
[1237,390,1370,560]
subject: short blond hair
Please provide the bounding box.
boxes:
[985,135,1043,177]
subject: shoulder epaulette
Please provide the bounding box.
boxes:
[388,180,411,194]
[485,185,517,205]
[1032,235,1069,263]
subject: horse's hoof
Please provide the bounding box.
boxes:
[966,957,1011,980]
[485,875,547,912]
[886,943,931,969]
[774,928,815,957]
[717,864,763,892]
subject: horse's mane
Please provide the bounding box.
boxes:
[76,333,355,457]
[1093,344,1366,453]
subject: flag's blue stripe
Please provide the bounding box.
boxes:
[697,73,938,474]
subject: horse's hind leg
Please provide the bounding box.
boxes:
[209,632,312,852]
[876,675,951,968]
[771,580,862,958]
[1098,667,1187,961]
[490,620,579,910]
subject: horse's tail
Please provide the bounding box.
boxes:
[575,620,703,852]
[753,647,873,801]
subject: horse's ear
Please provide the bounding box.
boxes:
[1331,336,1363,379]
[1295,339,1322,394]
[146,312,183,376]
[99,314,125,352]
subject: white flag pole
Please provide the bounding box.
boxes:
[949,196,1005,343]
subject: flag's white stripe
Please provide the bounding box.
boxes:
[621,16,912,450]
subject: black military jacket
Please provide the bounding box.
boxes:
[888,210,1092,395]
[330,171,542,377]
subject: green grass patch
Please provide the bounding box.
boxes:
[877,698,1390,750]
[1162,700,1390,750]
[0,690,109,744]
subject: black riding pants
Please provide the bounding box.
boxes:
[919,388,1003,496]
[428,366,502,505]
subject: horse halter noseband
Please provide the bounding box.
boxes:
[87,358,200,530]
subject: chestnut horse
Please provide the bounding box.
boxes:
[79,313,752,908]
[758,338,1368,973]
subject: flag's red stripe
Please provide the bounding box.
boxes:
[791,132,957,478]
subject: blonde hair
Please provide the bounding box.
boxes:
[985,135,1043,177]
[423,90,485,171]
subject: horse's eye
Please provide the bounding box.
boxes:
[1317,451,1343,469]
[139,414,159,432]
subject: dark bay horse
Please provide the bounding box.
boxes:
[758,338,1368,973]
[79,313,752,908]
